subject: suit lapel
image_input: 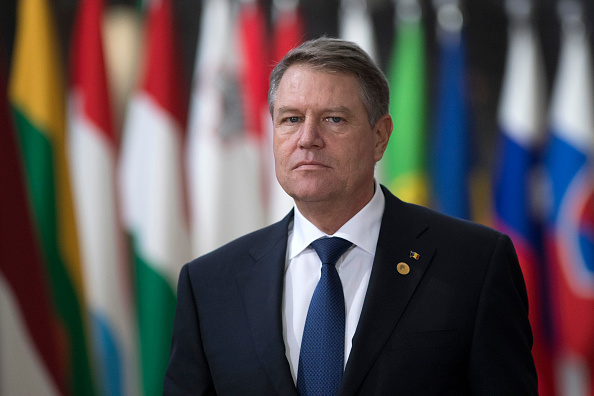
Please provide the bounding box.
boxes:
[235,212,299,396]
[339,188,436,395]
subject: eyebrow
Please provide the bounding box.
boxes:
[275,105,353,116]
[324,106,352,115]
[275,106,300,117]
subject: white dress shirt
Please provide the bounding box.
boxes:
[282,180,385,383]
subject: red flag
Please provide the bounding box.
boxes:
[143,0,188,128]
[70,0,113,139]
[266,1,306,222]
[238,0,269,140]
[272,4,305,62]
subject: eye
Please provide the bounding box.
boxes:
[288,116,299,123]
[328,116,342,123]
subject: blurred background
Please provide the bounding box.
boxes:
[1,0,593,395]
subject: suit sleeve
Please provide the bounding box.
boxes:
[163,264,216,396]
[468,234,538,395]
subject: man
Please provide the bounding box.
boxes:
[164,37,537,395]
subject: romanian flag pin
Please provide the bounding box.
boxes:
[410,251,420,260]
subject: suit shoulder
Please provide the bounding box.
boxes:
[381,187,506,251]
[403,202,518,274]
[406,201,502,240]
[185,212,292,277]
[381,184,501,241]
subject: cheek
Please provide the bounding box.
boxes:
[273,136,292,166]
[347,139,376,165]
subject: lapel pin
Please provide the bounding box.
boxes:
[397,262,410,275]
[410,251,420,260]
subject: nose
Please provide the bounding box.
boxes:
[298,119,324,149]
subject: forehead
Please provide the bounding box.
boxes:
[275,64,364,111]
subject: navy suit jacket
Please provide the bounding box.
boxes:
[164,186,537,395]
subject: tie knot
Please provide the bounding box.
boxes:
[310,237,353,266]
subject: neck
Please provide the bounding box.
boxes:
[295,183,375,235]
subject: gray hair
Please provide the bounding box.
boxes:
[268,37,390,126]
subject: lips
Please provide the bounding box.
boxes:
[293,160,330,170]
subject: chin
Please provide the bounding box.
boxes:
[280,174,340,201]
[289,186,337,204]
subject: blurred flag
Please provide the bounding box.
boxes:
[0,33,65,396]
[238,0,270,225]
[68,0,139,395]
[187,0,266,257]
[431,2,471,219]
[119,0,191,394]
[239,0,269,142]
[544,2,594,367]
[272,0,305,62]
[8,0,97,394]
[339,0,378,62]
[267,0,305,222]
[381,0,428,205]
[493,2,555,394]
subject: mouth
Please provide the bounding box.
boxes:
[293,161,330,170]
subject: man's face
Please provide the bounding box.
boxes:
[272,64,391,208]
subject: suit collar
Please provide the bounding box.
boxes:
[339,186,436,395]
[235,211,299,396]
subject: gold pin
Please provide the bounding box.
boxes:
[410,251,420,260]
[397,262,410,275]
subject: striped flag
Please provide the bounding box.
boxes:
[544,4,594,368]
[68,0,139,394]
[266,0,305,222]
[338,0,378,62]
[8,0,97,394]
[431,3,471,219]
[272,1,305,62]
[119,0,191,394]
[493,6,555,395]
[187,0,266,257]
[238,0,276,227]
[238,0,269,142]
[0,34,65,396]
[381,1,428,205]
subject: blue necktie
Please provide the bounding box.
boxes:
[297,237,353,396]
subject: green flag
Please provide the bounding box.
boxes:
[380,9,428,206]
[9,0,97,394]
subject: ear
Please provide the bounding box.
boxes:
[373,114,393,162]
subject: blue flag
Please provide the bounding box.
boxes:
[431,8,471,219]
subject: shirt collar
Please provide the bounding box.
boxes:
[289,180,385,259]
